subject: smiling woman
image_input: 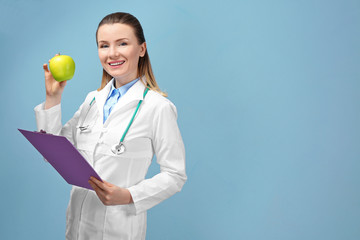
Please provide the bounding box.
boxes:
[97,23,146,88]
[34,12,186,240]
[95,12,167,97]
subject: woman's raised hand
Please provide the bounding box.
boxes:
[44,54,67,109]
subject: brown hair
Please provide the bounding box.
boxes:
[96,12,167,97]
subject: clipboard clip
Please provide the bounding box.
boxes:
[37,129,53,135]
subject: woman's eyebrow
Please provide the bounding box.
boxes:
[115,38,129,41]
[98,38,129,43]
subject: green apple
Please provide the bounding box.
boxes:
[49,55,75,82]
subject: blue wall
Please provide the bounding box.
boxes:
[1,0,359,239]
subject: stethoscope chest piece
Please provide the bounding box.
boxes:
[111,142,126,155]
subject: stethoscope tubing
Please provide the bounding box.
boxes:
[119,88,149,142]
[78,87,149,155]
[78,97,96,132]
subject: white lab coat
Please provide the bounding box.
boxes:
[34,79,187,240]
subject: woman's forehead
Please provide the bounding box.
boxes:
[97,23,136,41]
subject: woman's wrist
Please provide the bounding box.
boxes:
[124,188,134,204]
[45,95,61,109]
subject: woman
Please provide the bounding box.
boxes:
[35,12,187,240]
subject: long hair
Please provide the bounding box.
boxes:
[96,12,167,97]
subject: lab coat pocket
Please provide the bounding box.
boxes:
[105,205,146,239]
[121,137,153,159]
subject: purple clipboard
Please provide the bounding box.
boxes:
[18,128,102,190]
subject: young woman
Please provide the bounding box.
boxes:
[35,12,187,240]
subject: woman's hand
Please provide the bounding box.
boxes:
[43,54,67,109]
[88,177,134,206]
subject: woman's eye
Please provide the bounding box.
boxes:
[119,42,127,46]
[100,44,109,48]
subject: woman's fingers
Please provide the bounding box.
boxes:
[89,177,106,190]
[89,180,106,197]
[89,181,106,202]
[89,180,102,192]
[88,178,131,205]
[88,180,96,190]
[89,179,111,205]
[59,80,67,88]
[102,180,114,187]
[43,63,49,72]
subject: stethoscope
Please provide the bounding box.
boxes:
[77,87,149,155]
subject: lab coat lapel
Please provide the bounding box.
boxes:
[110,79,146,114]
[94,79,114,123]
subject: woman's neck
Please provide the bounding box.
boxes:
[114,76,137,88]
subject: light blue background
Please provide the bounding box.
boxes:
[1,0,359,239]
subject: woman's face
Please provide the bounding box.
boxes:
[97,23,146,86]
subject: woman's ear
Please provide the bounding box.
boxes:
[140,42,147,57]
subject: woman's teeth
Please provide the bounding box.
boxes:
[109,61,124,66]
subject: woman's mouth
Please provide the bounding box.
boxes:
[108,61,125,68]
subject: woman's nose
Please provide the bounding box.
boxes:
[109,46,120,58]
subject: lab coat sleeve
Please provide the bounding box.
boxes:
[34,103,63,135]
[127,101,187,215]
[34,94,90,145]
